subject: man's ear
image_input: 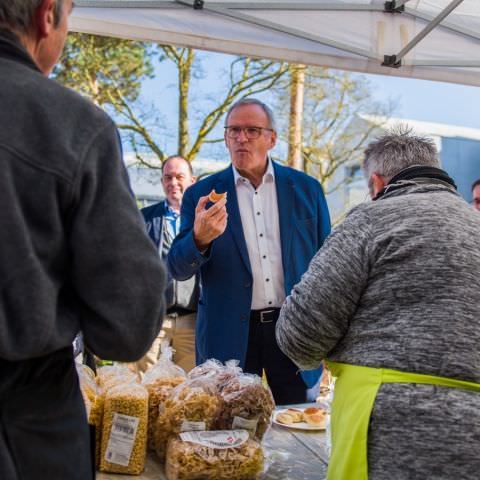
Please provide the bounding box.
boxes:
[35,0,56,38]
[270,130,277,149]
[370,172,387,198]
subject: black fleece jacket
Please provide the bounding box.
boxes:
[0,30,166,362]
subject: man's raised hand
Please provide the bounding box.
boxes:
[193,194,228,251]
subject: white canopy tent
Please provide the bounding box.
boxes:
[71,0,480,87]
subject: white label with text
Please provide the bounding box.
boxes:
[179,430,249,449]
[180,420,206,432]
[104,413,140,466]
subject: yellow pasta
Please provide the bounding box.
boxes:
[99,383,148,475]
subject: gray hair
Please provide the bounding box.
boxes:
[225,98,277,131]
[0,0,64,34]
[363,126,439,183]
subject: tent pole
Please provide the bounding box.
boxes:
[210,2,385,11]
[176,0,378,60]
[393,0,465,64]
[76,1,179,7]
[404,6,480,43]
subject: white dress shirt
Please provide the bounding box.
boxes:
[232,159,285,310]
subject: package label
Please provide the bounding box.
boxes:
[104,413,140,466]
[180,420,206,432]
[180,430,249,449]
[232,416,258,434]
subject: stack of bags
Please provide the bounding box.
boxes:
[156,360,275,480]
[77,355,276,479]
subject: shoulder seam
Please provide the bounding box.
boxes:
[0,142,74,184]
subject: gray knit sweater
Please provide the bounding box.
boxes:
[276,179,480,479]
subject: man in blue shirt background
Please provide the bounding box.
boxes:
[137,156,199,372]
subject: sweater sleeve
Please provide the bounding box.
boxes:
[276,205,371,370]
[68,121,167,362]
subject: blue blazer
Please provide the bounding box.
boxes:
[141,200,168,248]
[168,161,331,387]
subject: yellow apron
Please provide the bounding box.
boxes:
[325,361,480,480]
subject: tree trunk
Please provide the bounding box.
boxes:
[178,49,194,157]
[287,65,306,171]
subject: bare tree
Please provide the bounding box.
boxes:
[275,67,394,193]
[55,34,289,169]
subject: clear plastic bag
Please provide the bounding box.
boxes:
[96,363,140,467]
[142,344,187,450]
[165,431,264,480]
[154,377,222,461]
[212,359,243,390]
[187,358,225,381]
[76,363,97,421]
[142,343,186,385]
[76,363,105,467]
[99,383,149,475]
[215,372,275,440]
[97,364,139,391]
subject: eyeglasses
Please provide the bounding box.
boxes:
[224,126,274,139]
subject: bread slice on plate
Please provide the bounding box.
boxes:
[303,407,327,427]
[276,412,296,425]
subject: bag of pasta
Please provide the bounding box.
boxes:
[154,377,222,461]
[212,359,243,390]
[76,363,98,422]
[187,359,242,396]
[99,382,149,475]
[142,343,186,450]
[187,358,225,381]
[215,372,275,440]
[97,364,139,391]
[165,430,264,480]
[77,363,105,467]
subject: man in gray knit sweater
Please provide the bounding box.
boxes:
[276,129,480,480]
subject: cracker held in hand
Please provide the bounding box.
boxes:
[208,189,227,203]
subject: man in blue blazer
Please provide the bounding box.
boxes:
[168,98,331,404]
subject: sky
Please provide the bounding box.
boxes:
[367,74,480,130]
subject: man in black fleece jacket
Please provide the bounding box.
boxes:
[0,1,167,478]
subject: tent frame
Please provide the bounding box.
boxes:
[75,0,479,68]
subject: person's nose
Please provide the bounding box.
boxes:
[236,128,249,142]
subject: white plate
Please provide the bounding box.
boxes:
[273,409,327,431]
